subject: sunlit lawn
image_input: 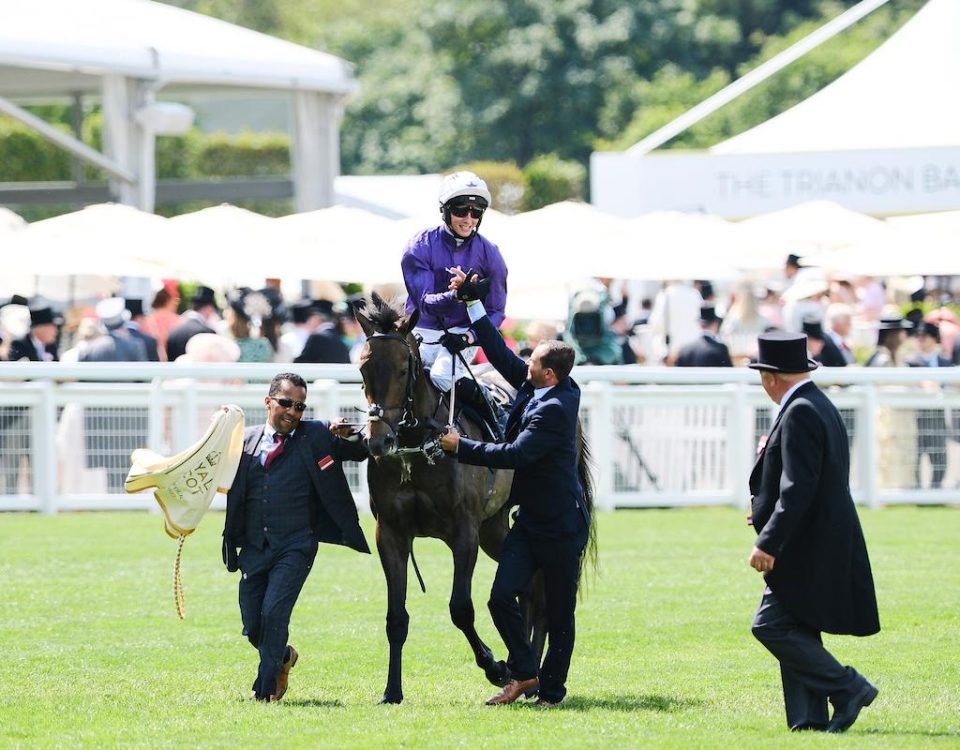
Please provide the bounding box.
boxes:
[1,506,957,749]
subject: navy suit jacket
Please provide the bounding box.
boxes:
[750,382,879,636]
[457,314,588,538]
[222,419,370,570]
[7,334,58,362]
[675,334,732,367]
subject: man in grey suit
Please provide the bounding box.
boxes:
[222,372,370,702]
[748,331,880,733]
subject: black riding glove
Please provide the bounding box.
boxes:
[456,268,491,302]
[440,331,471,354]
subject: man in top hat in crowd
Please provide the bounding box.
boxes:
[294,300,350,364]
[7,304,60,362]
[905,322,953,490]
[802,318,847,368]
[79,298,148,363]
[280,300,322,361]
[675,306,732,367]
[124,298,159,362]
[865,316,913,367]
[165,285,220,362]
[748,331,879,733]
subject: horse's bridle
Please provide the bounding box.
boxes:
[360,332,445,462]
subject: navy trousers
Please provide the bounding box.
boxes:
[752,587,867,729]
[488,523,588,703]
[238,531,318,698]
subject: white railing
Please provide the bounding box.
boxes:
[1,362,959,513]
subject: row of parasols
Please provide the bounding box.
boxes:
[1,199,957,319]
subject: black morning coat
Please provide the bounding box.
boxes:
[750,382,880,636]
[456,314,589,538]
[675,334,733,367]
[222,419,370,570]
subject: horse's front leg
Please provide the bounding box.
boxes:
[376,520,410,704]
[448,526,510,687]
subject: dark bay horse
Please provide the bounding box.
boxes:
[355,293,596,704]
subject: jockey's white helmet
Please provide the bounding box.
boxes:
[438,171,492,209]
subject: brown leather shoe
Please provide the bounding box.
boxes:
[272,645,299,701]
[485,677,539,706]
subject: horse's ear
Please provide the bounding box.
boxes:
[355,303,376,338]
[399,306,420,337]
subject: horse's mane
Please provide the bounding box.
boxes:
[364,292,404,334]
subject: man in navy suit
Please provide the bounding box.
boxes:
[748,332,879,733]
[675,306,732,367]
[440,292,590,708]
[222,372,370,702]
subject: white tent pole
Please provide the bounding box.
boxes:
[0,95,135,182]
[626,0,892,156]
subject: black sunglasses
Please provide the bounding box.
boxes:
[449,205,484,219]
[270,396,307,412]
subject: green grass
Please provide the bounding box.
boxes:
[1,507,958,749]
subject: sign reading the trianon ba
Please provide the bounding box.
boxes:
[591,146,960,218]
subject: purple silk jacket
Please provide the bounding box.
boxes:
[401,225,507,330]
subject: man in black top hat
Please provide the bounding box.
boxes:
[675,306,732,367]
[280,300,322,360]
[905,322,952,489]
[124,298,160,362]
[166,286,219,362]
[7,305,60,362]
[748,331,879,733]
[802,318,846,368]
[294,300,350,364]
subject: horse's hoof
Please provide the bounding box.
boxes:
[379,693,403,705]
[484,660,511,687]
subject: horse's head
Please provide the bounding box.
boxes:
[355,293,422,458]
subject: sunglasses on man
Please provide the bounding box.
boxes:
[449,205,484,219]
[270,396,308,412]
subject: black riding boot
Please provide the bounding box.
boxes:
[455,379,504,441]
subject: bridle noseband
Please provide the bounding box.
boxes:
[361,332,445,463]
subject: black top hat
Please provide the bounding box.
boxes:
[749,331,818,373]
[918,321,940,340]
[312,299,336,318]
[699,306,722,325]
[190,285,219,311]
[291,300,320,324]
[877,316,912,331]
[801,317,826,340]
[124,298,145,318]
[29,305,60,327]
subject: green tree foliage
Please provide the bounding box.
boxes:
[456,161,527,214]
[3,0,932,197]
[523,154,587,210]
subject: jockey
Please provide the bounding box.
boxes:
[401,171,508,416]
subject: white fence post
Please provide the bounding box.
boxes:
[586,380,615,511]
[36,379,58,514]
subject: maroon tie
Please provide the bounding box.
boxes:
[264,433,287,471]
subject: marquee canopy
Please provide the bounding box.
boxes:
[714,0,960,154]
[0,0,355,98]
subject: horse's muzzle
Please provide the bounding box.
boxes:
[366,432,397,458]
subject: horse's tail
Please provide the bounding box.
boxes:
[577,425,599,593]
